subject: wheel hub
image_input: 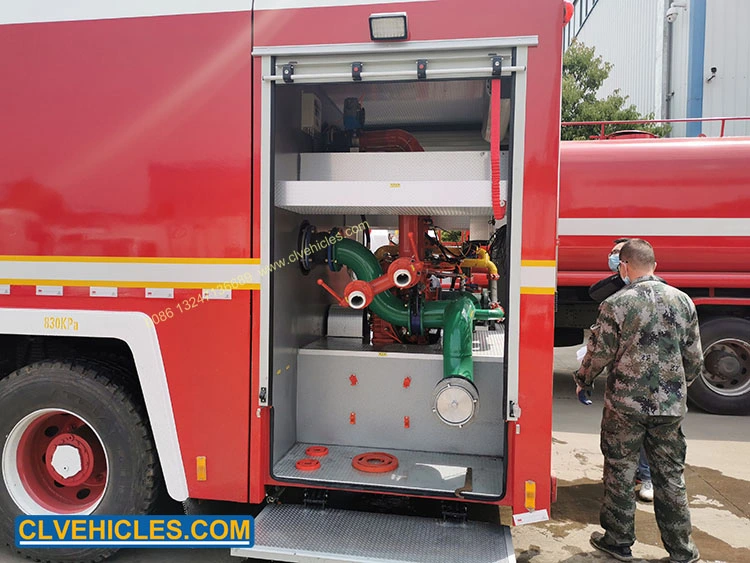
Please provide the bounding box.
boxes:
[702,339,750,397]
[4,409,108,514]
[705,350,741,378]
[46,433,94,486]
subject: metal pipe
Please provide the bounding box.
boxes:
[460,248,498,276]
[262,66,526,82]
[330,237,503,382]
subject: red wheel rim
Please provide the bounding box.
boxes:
[305,446,329,457]
[13,411,108,513]
[296,458,321,471]
[352,452,399,473]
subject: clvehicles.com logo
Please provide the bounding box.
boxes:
[15,515,254,548]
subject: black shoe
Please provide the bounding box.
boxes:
[667,554,700,563]
[590,531,633,561]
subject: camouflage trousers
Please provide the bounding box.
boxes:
[599,406,699,561]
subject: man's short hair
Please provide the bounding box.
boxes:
[620,239,656,269]
[613,238,630,244]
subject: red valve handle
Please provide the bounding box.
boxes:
[317,279,347,307]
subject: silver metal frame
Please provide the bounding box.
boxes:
[504,46,529,422]
[263,66,526,82]
[253,36,538,57]
[259,55,273,406]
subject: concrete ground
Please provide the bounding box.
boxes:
[510,345,750,563]
[2,347,748,563]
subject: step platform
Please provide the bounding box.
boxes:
[231,503,515,563]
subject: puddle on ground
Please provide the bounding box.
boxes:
[538,463,750,563]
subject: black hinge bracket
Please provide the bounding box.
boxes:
[352,62,363,81]
[282,63,294,83]
[303,489,328,510]
[491,56,503,77]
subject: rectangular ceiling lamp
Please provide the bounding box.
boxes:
[369,12,408,41]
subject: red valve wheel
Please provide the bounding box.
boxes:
[305,446,329,457]
[352,452,399,473]
[295,458,321,471]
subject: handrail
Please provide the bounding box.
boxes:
[561,116,750,138]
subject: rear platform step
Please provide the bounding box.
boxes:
[231,503,515,563]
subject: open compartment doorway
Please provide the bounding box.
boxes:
[258,43,528,502]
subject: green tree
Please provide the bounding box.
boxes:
[439,230,462,242]
[561,40,670,140]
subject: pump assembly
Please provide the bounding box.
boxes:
[298,216,504,427]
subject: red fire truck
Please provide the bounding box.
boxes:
[555,132,750,416]
[0,1,567,562]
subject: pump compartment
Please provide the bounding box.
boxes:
[241,37,533,563]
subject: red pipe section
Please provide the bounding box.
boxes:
[358,129,425,152]
[398,216,426,259]
[344,256,425,309]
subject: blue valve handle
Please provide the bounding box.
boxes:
[578,388,593,405]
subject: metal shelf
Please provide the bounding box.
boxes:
[275,151,508,215]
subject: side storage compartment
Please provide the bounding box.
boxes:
[242,35,534,563]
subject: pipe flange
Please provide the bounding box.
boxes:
[347,290,368,310]
[393,268,413,288]
[432,377,479,427]
[297,221,315,274]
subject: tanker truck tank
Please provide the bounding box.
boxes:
[555,135,750,416]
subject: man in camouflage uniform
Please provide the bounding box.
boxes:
[574,239,702,563]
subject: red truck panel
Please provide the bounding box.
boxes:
[0,11,254,502]
[558,137,750,277]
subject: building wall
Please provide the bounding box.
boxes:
[567,0,666,119]
[702,0,750,136]
[566,0,750,138]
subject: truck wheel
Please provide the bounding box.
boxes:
[689,318,750,415]
[0,361,160,563]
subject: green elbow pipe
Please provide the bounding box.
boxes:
[442,297,476,381]
[331,236,504,383]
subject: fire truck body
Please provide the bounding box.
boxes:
[0,1,565,562]
[555,135,750,416]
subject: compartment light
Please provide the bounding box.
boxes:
[369,12,408,41]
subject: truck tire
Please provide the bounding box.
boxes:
[689,317,750,415]
[0,361,161,563]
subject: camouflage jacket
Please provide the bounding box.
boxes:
[573,275,704,416]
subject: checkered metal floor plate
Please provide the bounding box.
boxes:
[231,503,515,563]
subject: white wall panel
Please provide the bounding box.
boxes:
[702,0,750,137]
[572,0,664,118]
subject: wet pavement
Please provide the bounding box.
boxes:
[510,346,750,563]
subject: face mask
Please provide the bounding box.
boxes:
[608,254,620,273]
[619,262,630,284]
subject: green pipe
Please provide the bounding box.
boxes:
[331,237,504,382]
[442,297,476,380]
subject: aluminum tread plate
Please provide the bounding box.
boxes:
[274,443,503,498]
[232,504,515,563]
